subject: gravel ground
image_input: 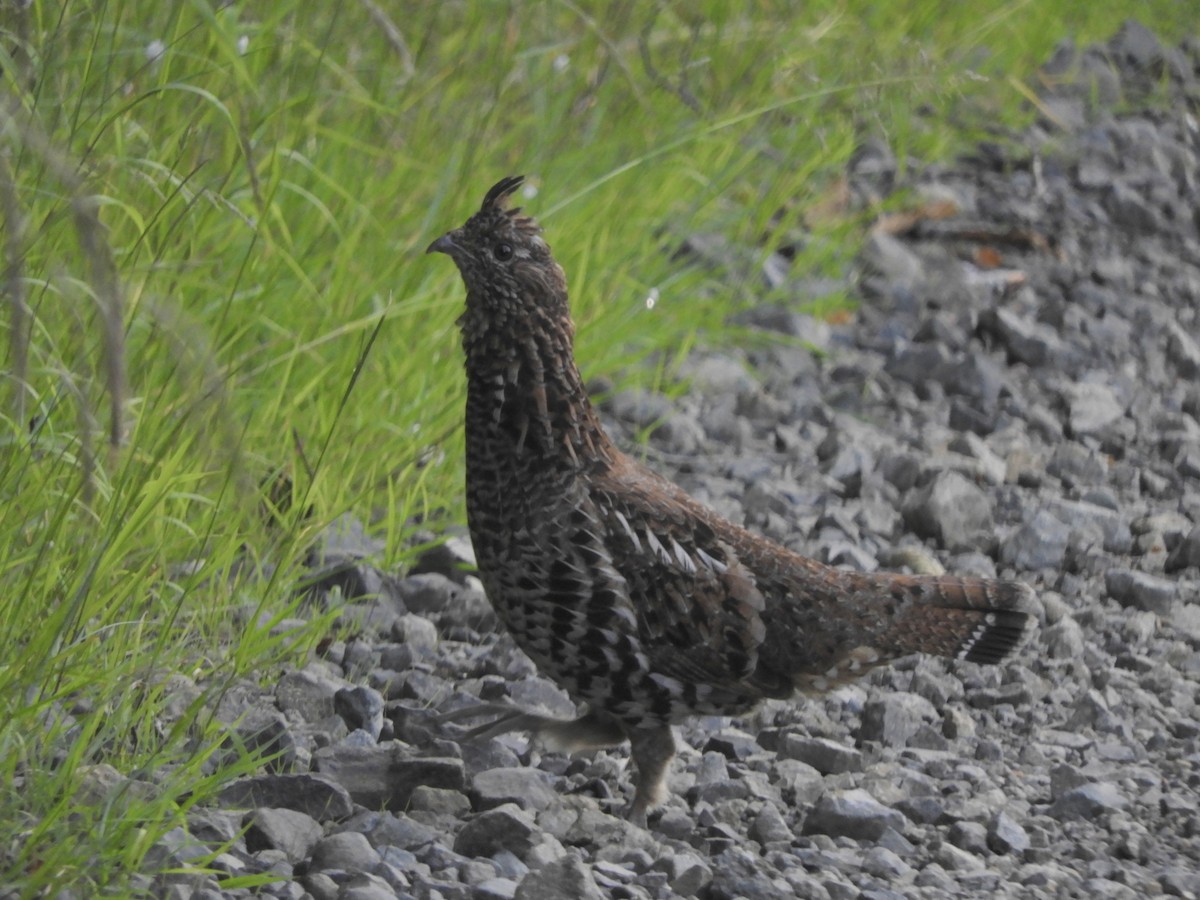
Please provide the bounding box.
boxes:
[139,22,1200,900]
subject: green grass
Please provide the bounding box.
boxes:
[0,0,1192,894]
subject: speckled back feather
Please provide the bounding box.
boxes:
[428,176,1038,820]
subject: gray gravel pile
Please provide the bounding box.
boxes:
[147,22,1200,900]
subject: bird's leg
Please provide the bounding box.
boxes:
[441,703,627,754]
[625,724,676,827]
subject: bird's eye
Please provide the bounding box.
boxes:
[493,242,514,261]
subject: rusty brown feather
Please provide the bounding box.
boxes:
[428,176,1036,823]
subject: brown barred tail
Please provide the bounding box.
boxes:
[884,576,1038,664]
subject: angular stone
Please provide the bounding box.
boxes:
[1166,526,1200,573]
[1001,510,1071,571]
[309,831,380,872]
[472,767,559,812]
[653,851,713,896]
[749,803,793,844]
[217,774,353,822]
[802,788,905,839]
[1066,383,1125,437]
[903,471,993,549]
[455,804,539,859]
[276,668,342,723]
[242,808,323,863]
[859,692,939,748]
[394,572,460,613]
[987,811,1030,855]
[514,854,603,900]
[334,685,385,740]
[313,743,464,810]
[1047,782,1127,820]
[779,735,863,774]
[1105,568,1177,615]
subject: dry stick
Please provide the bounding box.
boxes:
[0,95,128,450]
[0,150,29,429]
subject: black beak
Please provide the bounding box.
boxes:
[426,233,456,255]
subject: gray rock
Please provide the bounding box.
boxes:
[706,847,788,900]
[276,668,342,723]
[1046,442,1108,486]
[749,803,793,844]
[987,811,1031,855]
[1043,618,1086,659]
[408,786,472,819]
[1166,526,1200,573]
[394,572,460,613]
[334,686,385,740]
[1047,782,1128,820]
[864,232,926,287]
[476,878,520,900]
[514,854,603,900]
[1165,319,1200,378]
[338,873,400,900]
[902,471,993,549]
[309,831,380,872]
[779,735,863,774]
[948,820,989,855]
[217,774,353,821]
[313,743,465,810]
[471,767,559,812]
[454,804,539,859]
[802,788,906,839]
[858,692,939,748]
[1001,509,1071,570]
[391,613,439,653]
[653,851,713,895]
[1066,382,1125,437]
[409,534,477,583]
[242,808,323,863]
[773,759,827,806]
[980,306,1067,367]
[1105,568,1177,615]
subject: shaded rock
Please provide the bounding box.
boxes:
[471,767,559,812]
[394,572,461,613]
[1001,510,1071,571]
[313,743,464,810]
[987,811,1031,855]
[653,851,713,895]
[779,735,863,774]
[1066,382,1125,437]
[802,788,905,839]
[1048,782,1128,820]
[309,831,380,873]
[514,854,603,900]
[859,692,939,748]
[903,471,993,549]
[1166,526,1200,573]
[217,774,353,822]
[242,808,323,863]
[455,804,539,859]
[276,668,342,724]
[1105,568,1177,615]
[334,685,384,740]
[408,534,477,583]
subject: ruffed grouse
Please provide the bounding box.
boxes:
[427,176,1035,823]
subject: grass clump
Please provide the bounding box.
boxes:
[0,0,1192,893]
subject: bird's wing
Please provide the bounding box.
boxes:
[589,457,768,688]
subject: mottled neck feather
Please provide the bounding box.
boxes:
[462,300,615,469]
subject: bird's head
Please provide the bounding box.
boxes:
[427,176,568,332]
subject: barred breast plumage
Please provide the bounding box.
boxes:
[427,175,1037,822]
